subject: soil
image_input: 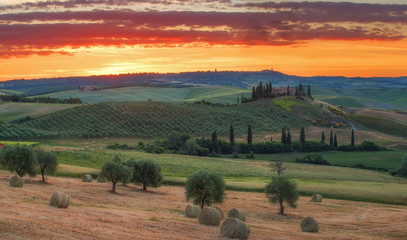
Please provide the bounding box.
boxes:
[1,171,407,239]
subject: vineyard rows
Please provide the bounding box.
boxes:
[0,102,306,139]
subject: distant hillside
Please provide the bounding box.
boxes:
[1,70,406,96]
[1,100,310,139]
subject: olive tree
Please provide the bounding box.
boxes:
[100,156,131,193]
[129,159,163,190]
[265,176,299,215]
[185,171,225,209]
[35,149,58,183]
[0,144,37,177]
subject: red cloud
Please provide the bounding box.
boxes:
[0,6,405,58]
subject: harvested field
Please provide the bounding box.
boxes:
[1,170,407,239]
[353,109,407,122]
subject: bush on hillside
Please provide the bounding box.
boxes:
[127,159,163,190]
[295,153,330,165]
[0,144,37,177]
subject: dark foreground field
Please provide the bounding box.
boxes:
[1,171,406,240]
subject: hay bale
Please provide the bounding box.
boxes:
[82,174,92,182]
[220,217,250,240]
[197,207,222,226]
[49,191,70,208]
[227,208,246,222]
[184,205,200,218]
[311,194,322,202]
[300,217,319,233]
[9,175,23,187]
[213,206,224,219]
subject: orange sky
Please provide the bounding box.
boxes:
[0,0,407,81]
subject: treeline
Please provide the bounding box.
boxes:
[138,126,383,157]
[239,82,312,103]
[0,94,82,104]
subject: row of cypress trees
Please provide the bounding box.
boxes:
[224,124,355,147]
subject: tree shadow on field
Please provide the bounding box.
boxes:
[261,212,303,220]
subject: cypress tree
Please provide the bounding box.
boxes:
[241,94,244,103]
[287,85,290,96]
[252,87,255,100]
[247,124,252,144]
[351,129,355,147]
[287,131,292,145]
[212,130,217,143]
[237,96,239,104]
[321,131,325,144]
[295,86,299,96]
[307,84,311,97]
[259,81,263,98]
[329,130,333,147]
[281,128,287,144]
[270,136,273,142]
[299,84,303,95]
[300,127,305,145]
[229,124,235,145]
[334,134,338,148]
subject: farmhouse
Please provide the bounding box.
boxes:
[273,86,296,96]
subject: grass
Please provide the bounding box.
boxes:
[0,141,38,146]
[36,86,250,104]
[271,97,308,112]
[49,148,407,205]
[0,102,79,122]
[352,114,407,138]
[229,151,406,170]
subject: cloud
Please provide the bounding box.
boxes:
[0,2,406,58]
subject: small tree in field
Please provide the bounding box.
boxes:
[270,157,286,176]
[247,124,252,144]
[265,176,299,215]
[300,127,305,145]
[185,171,225,209]
[130,159,163,190]
[0,144,37,177]
[100,156,131,193]
[35,149,58,183]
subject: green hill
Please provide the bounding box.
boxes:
[0,102,79,122]
[34,86,250,104]
[0,100,307,139]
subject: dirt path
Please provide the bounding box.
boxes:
[1,171,407,239]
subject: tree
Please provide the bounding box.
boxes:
[286,85,290,96]
[307,84,311,97]
[265,176,299,215]
[281,128,287,144]
[35,149,58,183]
[251,87,255,100]
[334,134,338,148]
[0,144,37,177]
[286,132,292,145]
[351,129,355,147]
[100,156,131,192]
[270,157,286,176]
[321,131,325,144]
[237,96,239,104]
[130,159,163,190]
[300,127,305,145]
[212,130,217,143]
[185,171,225,209]
[229,124,235,146]
[330,130,333,147]
[247,125,252,144]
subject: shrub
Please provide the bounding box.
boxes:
[246,151,255,159]
[35,149,58,183]
[100,156,132,192]
[265,176,299,215]
[295,153,330,165]
[0,144,37,177]
[185,171,225,209]
[144,142,164,154]
[129,159,163,190]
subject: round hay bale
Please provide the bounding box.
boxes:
[300,217,319,233]
[220,217,250,240]
[227,208,246,222]
[49,191,70,209]
[213,206,224,219]
[197,207,222,226]
[82,174,92,182]
[184,205,200,218]
[9,175,23,188]
[311,194,322,202]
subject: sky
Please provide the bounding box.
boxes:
[0,0,406,81]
